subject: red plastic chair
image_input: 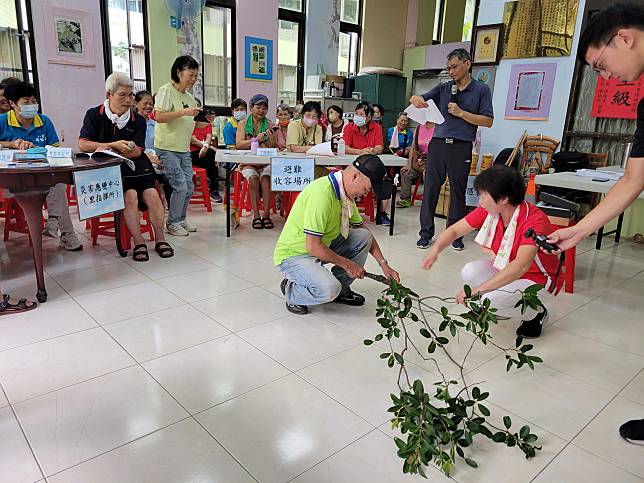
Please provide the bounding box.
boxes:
[355,192,375,222]
[548,217,576,294]
[411,175,425,206]
[88,211,154,250]
[66,185,78,207]
[3,198,44,245]
[234,170,277,217]
[190,166,212,212]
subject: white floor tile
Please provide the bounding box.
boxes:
[48,419,254,483]
[314,293,393,340]
[124,246,217,279]
[143,335,289,413]
[192,286,287,332]
[0,388,7,408]
[1,272,70,302]
[533,444,643,483]
[43,247,122,276]
[188,242,266,266]
[50,262,148,297]
[620,370,644,406]
[221,255,284,285]
[0,406,42,483]
[466,357,613,441]
[196,374,373,483]
[574,397,644,479]
[157,267,253,302]
[0,298,97,352]
[238,314,361,371]
[13,366,188,477]
[74,281,184,325]
[104,305,230,362]
[299,344,434,427]
[293,429,446,482]
[0,328,134,403]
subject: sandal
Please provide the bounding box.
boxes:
[154,241,174,258]
[132,244,149,262]
[0,294,37,316]
[252,217,263,229]
[262,217,274,229]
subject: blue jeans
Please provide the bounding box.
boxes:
[277,227,373,307]
[157,149,193,225]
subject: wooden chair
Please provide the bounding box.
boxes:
[520,135,560,174]
[586,153,609,209]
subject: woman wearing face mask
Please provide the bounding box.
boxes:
[224,98,247,149]
[275,103,292,151]
[287,101,323,153]
[324,105,347,142]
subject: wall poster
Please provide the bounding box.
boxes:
[244,36,273,82]
[505,63,557,121]
[591,75,644,119]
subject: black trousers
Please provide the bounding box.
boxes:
[191,149,219,192]
[419,138,473,240]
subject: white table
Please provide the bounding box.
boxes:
[215,150,407,237]
[535,171,644,249]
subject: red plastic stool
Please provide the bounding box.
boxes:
[3,198,44,244]
[67,185,78,207]
[411,175,425,206]
[89,211,154,250]
[356,191,375,222]
[190,166,212,212]
[235,170,277,217]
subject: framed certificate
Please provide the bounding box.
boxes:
[471,24,504,66]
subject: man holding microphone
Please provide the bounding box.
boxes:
[410,48,494,251]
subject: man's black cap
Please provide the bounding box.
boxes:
[353,154,394,200]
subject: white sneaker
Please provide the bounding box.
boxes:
[180,221,197,233]
[42,217,60,238]
[166,222,189,236]
[59,232,83,251]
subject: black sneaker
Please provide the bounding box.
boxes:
[333,288,365,306]
[516,306,548,339]
[417,237,433,249]
[619,419,644,445]
[281,279,308,315]
[451,239,465,251]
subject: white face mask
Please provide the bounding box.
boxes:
[233,110,247,121]
[19,103,39,119]
[353,115,366,127]
[328,112,338,123]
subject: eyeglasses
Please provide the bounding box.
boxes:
[447,62,465,72]
[591,34,617,76]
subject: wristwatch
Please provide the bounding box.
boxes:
[377,258,388,266]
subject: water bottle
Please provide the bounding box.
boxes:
[250,137,259,155]
[337,137,345,155]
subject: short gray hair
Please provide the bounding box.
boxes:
[105,72,134,94]
[447,48,471,63]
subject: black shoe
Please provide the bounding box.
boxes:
[516,306,548,339]
[619,419,644,445]
[333,288,365,306]
[281,279,309,315]
[417,237,433,249]
[451,239,465,251]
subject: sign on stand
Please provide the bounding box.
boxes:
[73,165,125,220]
[466,175,480,207]
[271,157,314,191]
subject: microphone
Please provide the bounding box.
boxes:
[451,84,458,104]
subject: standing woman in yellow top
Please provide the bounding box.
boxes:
[154,56,210,237]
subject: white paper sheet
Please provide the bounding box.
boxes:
[404,100,445,125]
[306,141,335,156]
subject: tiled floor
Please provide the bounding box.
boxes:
[1,205,643,483]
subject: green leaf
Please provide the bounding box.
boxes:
[529,356,543,363]
[492,432,506,443]
[428,341,436,354]
[525,434,538,443]
[478,404,490,416]
[506,359,513,371]
[441,306,448,317]
[515,336,524,347]
[519,425,530,439]
[449,323,457,337]
[520,344,534,353]
[394,352,404,365]
[503,416,512,429]
[419,328,432,338]
[478,391,489,400]
[363,339,373,345]
[387,355,395,368]
[374,334,384,341]
[435,337,449,345]
[379,352,390,359]
[464,285,472,297]
[472,386,480,399]
[464,458,478,468]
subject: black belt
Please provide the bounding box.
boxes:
[434,137,471,144]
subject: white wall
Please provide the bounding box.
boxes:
[304,0,340,79]
[476,0,587,156]
[30,0,106,148]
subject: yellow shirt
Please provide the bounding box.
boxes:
[286,119,323,148]
[153,82,197,152]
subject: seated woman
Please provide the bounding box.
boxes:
[79,72,173,261]
[421,165,558,338]
[224,97,247,149]
[387,112,413,157]
[397,120,435,208]
[342,102,387,224]
[275,103,292,151]
[0,81,82,251]
[286,101,323,153]
[135,90,172,207]
[324,105,347,143]
[235,93,277,229]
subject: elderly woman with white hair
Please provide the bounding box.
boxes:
[78,72,173,261]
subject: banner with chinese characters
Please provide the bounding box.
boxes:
[271,157,314,192]
[591,76,644,119]
[73,165,124,220]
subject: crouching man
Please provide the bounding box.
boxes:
[421,165,558,338]
[274,154,400,315]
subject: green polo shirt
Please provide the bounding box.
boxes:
[274,174,363,266]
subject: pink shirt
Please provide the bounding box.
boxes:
[416,124,435,154]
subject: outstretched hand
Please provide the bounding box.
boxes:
[546,226,586,252]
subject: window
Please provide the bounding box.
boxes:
[0,0,38,85]
[278,4,305,106]
[202,3,235,107]
[101,0,149,91]
[338,0,361,77]
[433,0,446,43]
[462,0,478,41]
